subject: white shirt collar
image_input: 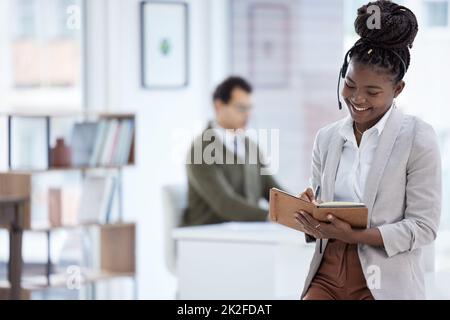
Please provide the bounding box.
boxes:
[211,121,246,138]
[211,120,230,132]
[339,105,394,141]
[210,121,246,157]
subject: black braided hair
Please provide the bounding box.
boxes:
[349,0,418,83]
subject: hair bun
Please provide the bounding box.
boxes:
[354,1,418,50]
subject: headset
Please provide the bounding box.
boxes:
[337,42,408,110]
[337,47,353,110]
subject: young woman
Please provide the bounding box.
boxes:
[295,0,441,300]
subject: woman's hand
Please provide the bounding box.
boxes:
[298,187,319,205]
[295,210,356,243]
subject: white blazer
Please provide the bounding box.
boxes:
[301,107,442,300]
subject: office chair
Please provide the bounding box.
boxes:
[161,184,187,275]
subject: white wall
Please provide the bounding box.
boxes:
[84,0,228,299]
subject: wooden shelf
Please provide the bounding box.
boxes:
[0,221,136,299]
[0,221,135,298]
[24,221,134,232]
[0,287,31,300]
[4,112,136,171]
[0,221,135,234]
[3,165,134,174]
[101,223,136,274]
[0,270,135,291]
[0,173,32,229]
[0,111,137,299]
[0,196,30,202]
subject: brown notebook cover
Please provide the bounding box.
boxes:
[269,188,368,231]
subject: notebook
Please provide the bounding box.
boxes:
[269,188,368,232]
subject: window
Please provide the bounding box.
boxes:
[14,0,37,38]
[0,0,84,110]
[424,0,449,28]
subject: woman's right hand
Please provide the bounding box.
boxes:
[298,187,319,205]
[297,187,320,238]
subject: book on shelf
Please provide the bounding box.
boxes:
[100,119,119,166]
[77,175,116,224]
[70,122,99,167]
[48,188,62,227]
[47,187,80,227]
[117,119,134,165]
[6,114,135,171]
[87,118,134,167]
[89,120,109,167]
[104,178,116,223]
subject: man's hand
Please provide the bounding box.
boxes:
[295,210,356,243]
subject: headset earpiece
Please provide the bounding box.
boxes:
[341,62,348,78]
[337,48,352,110]
[341,49,351,78]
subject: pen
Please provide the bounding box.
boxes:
[314,185,320,203]
[314,185,323,254]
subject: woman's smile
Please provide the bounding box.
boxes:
[347,100,374,117]
[351,103,371,112]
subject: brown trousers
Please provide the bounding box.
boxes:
[303,239,374,300]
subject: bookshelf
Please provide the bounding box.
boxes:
[0,111,137,300]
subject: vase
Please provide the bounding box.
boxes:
[51,138,72,167]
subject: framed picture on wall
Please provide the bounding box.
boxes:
[140,1,189,89]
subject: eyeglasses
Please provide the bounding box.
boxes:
[230,103,253,113]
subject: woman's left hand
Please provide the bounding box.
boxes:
[295,210,356,243]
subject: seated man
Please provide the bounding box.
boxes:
[183,76,281,226]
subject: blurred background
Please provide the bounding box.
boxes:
[0,0,449,299]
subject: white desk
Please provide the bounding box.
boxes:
[173,222,314,299]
